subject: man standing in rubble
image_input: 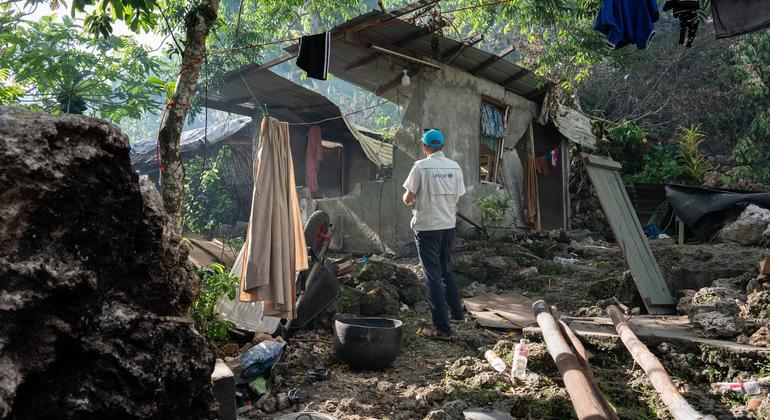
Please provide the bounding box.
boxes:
[402,128,466,340]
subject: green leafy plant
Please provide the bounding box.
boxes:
[626,143,682,184]
[475,195,511,229]
[598,121,647,175]
[183,146,236,235]
[190,263,238,343]
[676,125,711,184]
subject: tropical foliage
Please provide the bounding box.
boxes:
[183,146,236,235]
[190,262,238,343]
[0,11,166,121]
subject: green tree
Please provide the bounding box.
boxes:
[0,10,165,121]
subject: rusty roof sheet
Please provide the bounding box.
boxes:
[285,10,550,104]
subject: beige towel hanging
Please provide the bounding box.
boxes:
[239,117,308,320]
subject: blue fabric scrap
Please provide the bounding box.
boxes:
[593,0,660,50]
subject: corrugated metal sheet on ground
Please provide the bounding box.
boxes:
[583,154,676,314]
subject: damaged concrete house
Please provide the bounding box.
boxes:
[131,69,389,223]
[197,10,594,257]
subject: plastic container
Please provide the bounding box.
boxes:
[484,350,506,373]
[511,339,529,380]
[720,379,761,395]
[553,256,578,265]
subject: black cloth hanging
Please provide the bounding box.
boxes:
[711,0,770,39]
[663,0,699,48]
[296,32,331,80]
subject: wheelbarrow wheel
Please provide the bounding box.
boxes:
[304,210,330,255]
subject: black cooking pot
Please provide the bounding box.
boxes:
[333,318,403,370]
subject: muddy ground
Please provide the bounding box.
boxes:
[234,235,770,419]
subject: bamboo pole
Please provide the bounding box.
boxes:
[533,300,613,420]
[606,305,715,420]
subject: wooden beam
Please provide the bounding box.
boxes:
[525,84,551,100]
[440,35,483,63]
[203,99,255,116]
[470,45,515,75]
[502,70,528,86]
[345,26,442,71]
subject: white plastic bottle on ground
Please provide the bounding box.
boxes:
[484,350,506,373]
[511,339,529,380]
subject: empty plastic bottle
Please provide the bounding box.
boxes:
[511,339,529,380]
[720,379,761,395]
[553,256,578,265]
[484,350,506,373]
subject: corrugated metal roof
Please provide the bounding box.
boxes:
[285,10,550,104]
[203,68,344,126]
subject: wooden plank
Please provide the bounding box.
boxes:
[345,26,440,71]
[582,154,676,313]
[524,315,770,355]
[555,107,597,149]
[464,292,537,329]
[502,70,527,86]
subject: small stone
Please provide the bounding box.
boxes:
[377,381,394,392]
[257,392,277,413]
[424,410,449,420]
[236,405,253,415]
[276,393,290,410]
[517,266,538,278]
[415,301,430,313]
[442,399,469,419]
[747,397,763,412]
[418,385,446,404]
[749,326,770,347]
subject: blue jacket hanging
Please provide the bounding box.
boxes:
[593,0,660,50]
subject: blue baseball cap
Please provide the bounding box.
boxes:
[422,129,445,147]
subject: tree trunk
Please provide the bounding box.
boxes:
[158,0,219,232]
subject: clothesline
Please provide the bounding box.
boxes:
[207,0,517,56]
[286,101,388,126]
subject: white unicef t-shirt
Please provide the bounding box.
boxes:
[402,151,466,232]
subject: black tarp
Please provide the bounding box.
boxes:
[665,184,770,240]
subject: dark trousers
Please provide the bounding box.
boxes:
[415,228,463,335]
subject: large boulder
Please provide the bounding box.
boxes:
[0,108,216,418]
[717,205,770,246]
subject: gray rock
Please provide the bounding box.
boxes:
[748,291,770,318]
[276,392,291,410]
[258,392,278,413]
[689,286,746,338]
[424,410,450,420]
[418,384,446,404]
[442,399,469,419]
[718,205,770,246]
[677,290,697,315]
[0,107,215,418]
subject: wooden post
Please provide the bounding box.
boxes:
[533,300,613,420]
[677,216,685,245]
[527,122,541,231]
[606,305,714,420]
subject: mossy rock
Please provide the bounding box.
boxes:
[357,280,400,316]
[353,261,424,305]
[329,287,364,315]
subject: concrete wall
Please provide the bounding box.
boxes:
[313,64,571,256]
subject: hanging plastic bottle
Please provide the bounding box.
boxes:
[511,339,529,380]
[484,350,506,373]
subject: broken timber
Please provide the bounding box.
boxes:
[582,154,676,314]
[533,300,616,420]
[607,306,715,420]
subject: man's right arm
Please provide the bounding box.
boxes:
[402,163,420,206]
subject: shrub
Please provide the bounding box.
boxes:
[190,263,238,343]
[183,146,236,235]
